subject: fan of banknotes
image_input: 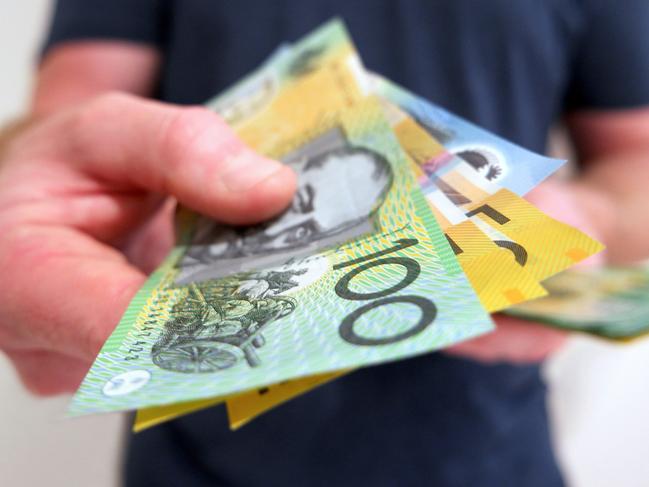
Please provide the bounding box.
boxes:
[69,19,620,431]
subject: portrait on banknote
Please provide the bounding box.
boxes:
[175,127,393,284]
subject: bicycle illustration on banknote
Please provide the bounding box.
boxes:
[151,269,302,374]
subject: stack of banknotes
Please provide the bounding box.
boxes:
[69,20,615,431]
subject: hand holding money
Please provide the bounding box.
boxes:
[0,94,296,395]
[525,180,606,267]
[445,315,568,363]
[446,178,607,363]
[0,20,606,431]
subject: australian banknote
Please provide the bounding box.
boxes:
[211,81,605,431]
[133,19,378,429]
[70,95,493,415]
[206,20,369,156]
[132,20,375,427]
[91,19,604,429]
[507,263,649,340]
[376,86,604,285]
[371,74,564,197]
[134,57,604,431]
[382,101,548,311]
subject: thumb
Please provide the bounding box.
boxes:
[43,92,297,225]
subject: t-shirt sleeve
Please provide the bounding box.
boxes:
[566,0,649,110]
[43,0,167,55]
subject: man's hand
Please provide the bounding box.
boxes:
[445,316,568,364]
[0,93,296,395]
[447,104,649,365]
[445,179,606,364]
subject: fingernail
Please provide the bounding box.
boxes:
[221,150,286,192]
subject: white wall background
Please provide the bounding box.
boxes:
[1,2,648,486]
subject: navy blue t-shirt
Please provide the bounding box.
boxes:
[45,1,649,486]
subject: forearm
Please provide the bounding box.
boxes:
[33,42,160,117]
[1,42,160,168]
[572,152,649,264]
[562,108,649,263]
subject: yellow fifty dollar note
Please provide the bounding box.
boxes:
[464,188,605,281]
[388,107,548,310]
[226,370,349,430]
[134,396,226,432]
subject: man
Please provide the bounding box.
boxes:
[1,1,648,485]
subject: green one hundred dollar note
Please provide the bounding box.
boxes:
[69,96,493,415]
[129,22,602,429]
[206,19,370,156]
[507,264,649,340]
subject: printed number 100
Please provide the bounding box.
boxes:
[333,238,436,346]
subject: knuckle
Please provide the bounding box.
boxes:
[162,107,219,149]
[4,354,49,396]
[160,107,229,173]
[85,91,135,115]
[75,91,133,132]
[26,377,76,397]
[168,106,224,137]
[24,378,58,397]
[7,351,81,396]
[0,223,42,268]
[0,226,37,345]
[70,91,137,158]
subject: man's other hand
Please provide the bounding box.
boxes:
[0,93,296,395]
[445,179,607,364]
